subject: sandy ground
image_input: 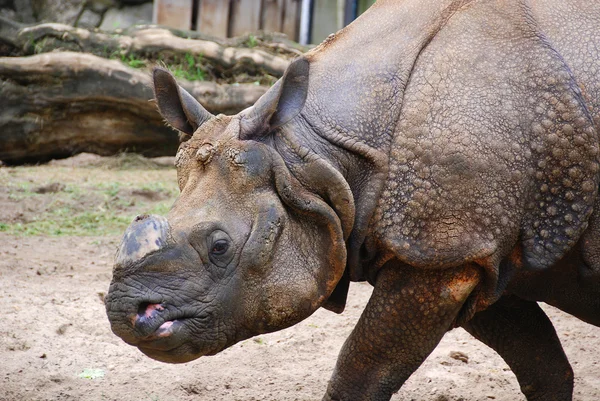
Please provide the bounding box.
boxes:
[1,159,599,401]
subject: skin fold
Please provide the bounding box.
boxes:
[105,0,600,400]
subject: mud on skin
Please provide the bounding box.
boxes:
[106,0,600,400]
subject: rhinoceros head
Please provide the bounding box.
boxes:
[105,58,354,363]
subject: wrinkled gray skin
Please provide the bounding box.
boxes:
[105,0,600,400]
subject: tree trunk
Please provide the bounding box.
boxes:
[0,52,267,164]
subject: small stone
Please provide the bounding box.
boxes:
[87,0,117,13]
[33,0,83,25]
[34,182,65,194]
[449,351,469,363]
[99,2,152,31]
[76,9,102,28]
[56,323,72,335]
[0,8,17,21]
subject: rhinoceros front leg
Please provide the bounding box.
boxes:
[323,262,481,401]
[462,295,573,401]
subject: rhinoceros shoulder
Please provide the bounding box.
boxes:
[371,0,599,272]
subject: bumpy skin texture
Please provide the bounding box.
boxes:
[105,0,600,400]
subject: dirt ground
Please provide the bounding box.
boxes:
[1,155,599,401]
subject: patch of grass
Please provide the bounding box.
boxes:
[23,33,35,53]
[120,53,146,69]
[2,159,178,237]
[108,51,147,69]
[5,182,37,201]
[88,152,174,170]
[169,53,206,81]
[23,34,48,54]
[78,368,105,380]
[4,211,134,236]
[145,201,172,216]
[63,183,83,198]
[1,191,175,237]
[97,182,121,197]
[13,181,34,192]
[33,37,50,54]
[140,181,179,196]
[245,34,258,48]
[7,192,33,201]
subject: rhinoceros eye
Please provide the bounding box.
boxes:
[211,240,229,256]
[207,231,234,267]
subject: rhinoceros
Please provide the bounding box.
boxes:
[105,0,600,399]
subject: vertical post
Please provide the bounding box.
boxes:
[337,0,345,30]
[281,0,301,41]
[229,0,262,37]
[343,0,357,26]
[197,0,231,37]
[358,0,376,15]
[299,0,312,45]
[261,0,285,32]
[310,0,339,45]
[153,0,194,30]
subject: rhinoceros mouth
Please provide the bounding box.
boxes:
[136,319,188,350]
[123,302,201,347]
[143,316,188,339]
[135,315,225,363]
[132,311,216,355]
[134,317,203,358]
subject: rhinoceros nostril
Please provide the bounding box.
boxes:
[137,302,164,321]
[134,214,150,222]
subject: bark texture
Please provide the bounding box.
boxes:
[0,52,267,164]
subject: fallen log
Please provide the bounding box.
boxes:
[0,17,304,79]
[0,52,268,165]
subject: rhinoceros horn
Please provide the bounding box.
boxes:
[152,67,214,138]
[240,57,310,138]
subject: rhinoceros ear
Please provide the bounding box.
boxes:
[240,57,309,139]
[152,67,213,139]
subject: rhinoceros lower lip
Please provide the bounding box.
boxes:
[136,319,187,351]
[153,320,178,337]
[144,318,186,339]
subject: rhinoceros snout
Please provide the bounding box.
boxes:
[115,214,173,269]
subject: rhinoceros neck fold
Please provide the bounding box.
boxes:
[271,111,385,284]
